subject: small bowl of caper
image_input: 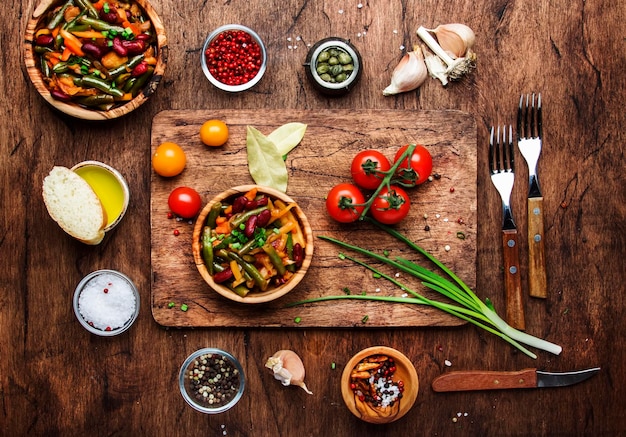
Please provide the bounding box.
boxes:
[304,37,362,96]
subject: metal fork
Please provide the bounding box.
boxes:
[489,125,525,330]
[518,93,547,298]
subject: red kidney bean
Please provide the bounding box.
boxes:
[293,243,304,267]
[99,7,118,23]
[246,196,269,210]
[35,34,54,46]
[244,215,258,238]
[121,39,146,55]
[50,89,72,102]
[213,268,233,284]
[135,33,151,42]
[131,61,148,77]
[231,196,248,214]
[82,42,105,59]
[255,209,271,228]
[112,37,127,56]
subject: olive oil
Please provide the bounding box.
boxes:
[74,165,126,227]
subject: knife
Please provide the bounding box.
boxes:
[432,367,600,392]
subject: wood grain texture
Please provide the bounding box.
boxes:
[501,228,525,330]
[432,368,538,392]
[150,109,476,327]
[4,0,625,435]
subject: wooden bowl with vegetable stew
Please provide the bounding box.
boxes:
[341,346,419,424]
[192,185,314,304]
[23,0,167,120]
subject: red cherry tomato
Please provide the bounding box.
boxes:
[350,150,391,190]
[370,185,411,224]
[326,183,366,223]
[168,187,202,219]
[393,144,433,186]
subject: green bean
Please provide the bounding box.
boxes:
[79,76,125,98]
[229,283,250,298]
[47,0,74,30]
[114,72,131,88]
[75,94,116,107]
[78,15,125,33]
[52,62,70,74]
[122,77,137,92]
[201,227,214,275]
[205,201,222,228]
[40,56,51,78]
[34,46,53,55]
[129,66,154,97]
[262,244,286,276]
[108,54,145,78]
[230,206,269,229]
[237,239,258,256]
[74,0,98,18]
[285,233,296,272]
[227,252,268,291]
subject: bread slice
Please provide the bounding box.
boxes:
[42,166,107,245]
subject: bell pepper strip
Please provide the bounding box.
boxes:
[70,30,106,39]
[59,29,85,56]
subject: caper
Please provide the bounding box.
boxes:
[330,64,343,77]
[317,51,330,63]
[316,63,330,74]
[335,73,347,82]
[342,64,354,73]
[319,73,332,82]
[329,48,341,57]
[338,52,353,65]
[328,56,339,66]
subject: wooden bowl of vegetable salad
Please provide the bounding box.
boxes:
[192,185,314,304]
[341,346,419,424]
[23,0,167,120]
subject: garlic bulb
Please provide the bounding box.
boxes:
[427,23,475,59]
[417,26,477,85]
[383,45,428,96]
[265,350,313,394]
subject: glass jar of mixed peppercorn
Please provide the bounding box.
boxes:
[201,24,267,92]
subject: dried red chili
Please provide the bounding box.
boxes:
[205,30,262,86]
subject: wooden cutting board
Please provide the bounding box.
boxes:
[150,109,476,328]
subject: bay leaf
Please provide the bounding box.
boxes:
[267,122,308,157]
[246,126,289,192]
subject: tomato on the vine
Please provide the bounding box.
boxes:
[168,186,202,219]
[350,150,391,190]
[393,144,433,186]
[326,183,366,223]
[370,185,411,224]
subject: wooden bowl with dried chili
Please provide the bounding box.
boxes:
[192,185,314,304]
[341,346,419,424]
[23,0,167,120]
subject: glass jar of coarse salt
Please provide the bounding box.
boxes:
[73,270,140,336]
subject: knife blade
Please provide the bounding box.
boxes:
[432,367,600,392]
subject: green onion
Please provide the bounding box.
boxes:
[180,303,188,312]
[294,316,302,324]
[290,220,562,359]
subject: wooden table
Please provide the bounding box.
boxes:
[5,0,624,435]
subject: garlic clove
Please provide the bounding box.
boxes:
[427,23,476,59]
[383,45,428,96]
[265,349,313,395]
[422,46,450,86]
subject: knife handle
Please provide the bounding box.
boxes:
[432,369,538,392]
[527,197,547,298]
[502,229,525,330]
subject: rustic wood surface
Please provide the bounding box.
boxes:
[4,0,625,435]
[150,109,475,328]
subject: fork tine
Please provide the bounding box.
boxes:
[536,93,542,138]
[507,124,514,172]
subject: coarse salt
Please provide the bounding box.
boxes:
[78,272,136,331]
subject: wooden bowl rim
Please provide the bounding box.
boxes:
[341,346,419,424]
[23,0,167,121]
[192,185,314,304]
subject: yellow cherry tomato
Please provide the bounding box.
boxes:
[152,142,186,177]
[199,119,229,147]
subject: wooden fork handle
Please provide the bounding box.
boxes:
[528,197,548,298]
[502,229,525,330]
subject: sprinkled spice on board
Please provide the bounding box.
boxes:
[77,272,137,331]
[184,352,241,408]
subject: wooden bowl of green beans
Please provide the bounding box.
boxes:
[192,185,314,304]
[23,0,167,120]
